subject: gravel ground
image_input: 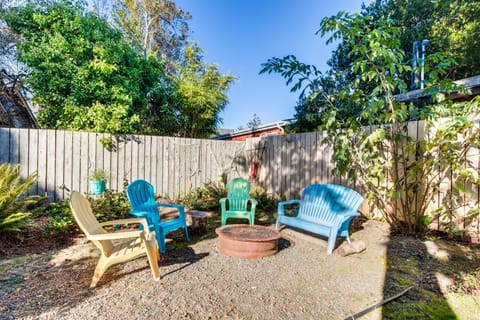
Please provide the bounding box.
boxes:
[2,220,393,320]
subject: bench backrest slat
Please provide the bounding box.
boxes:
[298,184,363,224]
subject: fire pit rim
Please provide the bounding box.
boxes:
[215,224,281,242]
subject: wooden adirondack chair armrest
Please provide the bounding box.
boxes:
[88,229,144,241]
[100,218,150,230]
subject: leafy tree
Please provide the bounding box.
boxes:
[4,1,179,135]
[263,12,480,235]
[174,44,236,138]
[112,0,190,62]
[358,0,480,81]
[246,113,262,129]
[0,164,39,233]
[4,1,235,138]
[264,1,480,133]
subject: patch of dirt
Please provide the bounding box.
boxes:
[1,217,480,320]
[0,217,78,258]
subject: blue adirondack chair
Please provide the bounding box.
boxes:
[220,177,257,226]
[276,184,364,254]
[126,179,190,254]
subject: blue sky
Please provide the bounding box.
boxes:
[175,0,369,130]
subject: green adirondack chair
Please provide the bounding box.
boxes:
[220,177,257,226]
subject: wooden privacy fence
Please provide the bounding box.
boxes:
[0,128,246,201]
[246,130,347,199]
[247,120,479,240]
[0,120,478,238]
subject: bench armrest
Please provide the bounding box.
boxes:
[333,211,361,227]
[277,199,301,216]
[338,211,361,218]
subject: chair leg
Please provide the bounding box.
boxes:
[154,225,166,254]
[158,236,166,254]
[346,234,352,244]
[327,228,339,255]
[91,255,109,288]
[145,240,160,281]
[275,218,281,230]
[327,238,336,255]
[184,226,190,242]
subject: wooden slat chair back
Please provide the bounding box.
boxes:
[69,191,160,287]
[220,177,258,225]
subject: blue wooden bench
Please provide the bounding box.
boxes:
[275,184,364,254]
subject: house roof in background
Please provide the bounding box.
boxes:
[396,75,480,102]
[213,119,293,140]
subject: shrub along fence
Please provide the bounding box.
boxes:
[0,120,478,240]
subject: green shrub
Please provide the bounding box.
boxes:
[37,189,132,234]
[36,199,73,233]
[89,168,108,181]
[250,185,284,213]
[0,164,40,233]
[89,189,131,221]
[180,180,226,211]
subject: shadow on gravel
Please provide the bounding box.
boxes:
[1,255,97,319]
[160,247,209,279]
[278,238,293,252]
[0,239,210,318]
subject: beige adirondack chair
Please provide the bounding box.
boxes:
[69,191,160,287]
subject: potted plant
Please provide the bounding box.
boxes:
[89,168,108,195]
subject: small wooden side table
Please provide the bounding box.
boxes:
[186,211,209,233]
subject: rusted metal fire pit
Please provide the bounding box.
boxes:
[215,224,281,259]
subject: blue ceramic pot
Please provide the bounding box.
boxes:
[89,179,106,195]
